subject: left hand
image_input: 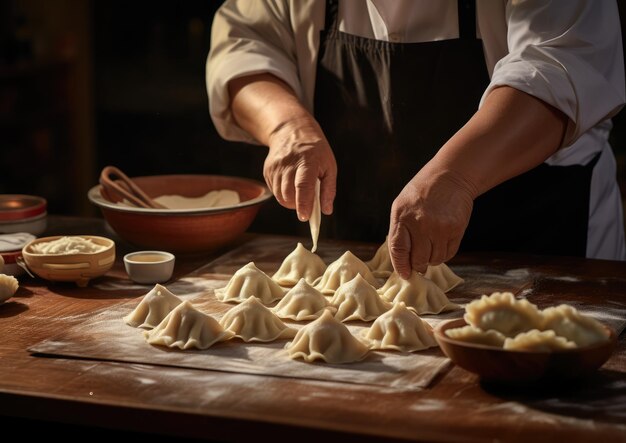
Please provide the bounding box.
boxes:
[388,167,477,278]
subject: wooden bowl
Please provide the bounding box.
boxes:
[21,235,115,287]
[88,175,272,254]
[435,318,617,384]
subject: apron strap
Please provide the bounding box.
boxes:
[458,0,477,40]
[324,0,339,31]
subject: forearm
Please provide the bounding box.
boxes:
[425,86,569,197]
[228,73,314,146]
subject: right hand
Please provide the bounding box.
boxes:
[264,116,337,221]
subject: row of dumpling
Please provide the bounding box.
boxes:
[446,292,610,351]
[215,241,463,320]
[123,284,440,363]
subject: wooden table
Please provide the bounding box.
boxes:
[1,216,625,442]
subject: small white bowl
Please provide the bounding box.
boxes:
[124,250,175,284]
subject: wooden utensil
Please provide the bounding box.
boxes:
[99,166,166,209]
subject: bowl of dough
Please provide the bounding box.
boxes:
[88,170,272,254]
[21,235,115,287]
[435,292,617,384]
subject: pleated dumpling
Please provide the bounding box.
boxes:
[272,242,326,286]
[144,301,234,350]
[285,310,369,364]
[503,329,577,352]
[361,302,438,352]
[0,274,19,304]
[219,296,297,342]
[541,305,610,347]
[378,271,459,314]
[273,278,334,321]
[215,262,286,305]
[124,284,182,329]
[423,263,464,292]
[445,325,506,348]
[464,292,542,338]
[315,251,379,294]
[329,274,391,322]
[366,239,393,278]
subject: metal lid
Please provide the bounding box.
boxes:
[0,195,47,221]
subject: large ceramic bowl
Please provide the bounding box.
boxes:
[435,318,617,384]
[88,174,272,254]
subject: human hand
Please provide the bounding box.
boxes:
[264,116,337,220]
[388,167,477,278]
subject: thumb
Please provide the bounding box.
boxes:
[389,224,412,279]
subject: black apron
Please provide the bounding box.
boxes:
[313,0,597,257]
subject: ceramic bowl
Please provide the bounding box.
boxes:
[434,318,617,384]
[0,195,47,235]
[124,250,175,284]
[21,235,116,287]
[88,174,272,254]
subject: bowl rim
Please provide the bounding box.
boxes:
[435,318,617,354]
[124,250,175,264]
[22,235,115,257]
[87,174,273,215]
[0,194,47,221]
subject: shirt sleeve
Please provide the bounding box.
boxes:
[206,0,301,144]
[480,0,625,147]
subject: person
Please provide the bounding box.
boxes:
[207,0,626,278]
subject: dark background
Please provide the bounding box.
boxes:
[1,0,626,237]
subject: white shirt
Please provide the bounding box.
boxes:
[207,0,626,260]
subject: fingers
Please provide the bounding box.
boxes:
[429,237,448,266]
[280,172,296,209]
[410,236,430,274]
[389,224,413,279]
[320,167,337,215]
[294,165,316,221]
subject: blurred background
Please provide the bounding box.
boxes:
[1,0,626,236]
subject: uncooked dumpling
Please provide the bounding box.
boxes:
[464,292,542,338]
[315,251,379,294]
[329,274,391,322]
[0,274,18,304]
[272,242,326,287]
[285,310,369,364]
[378,271,459,314]
[219,296,297,342]
[273,278,334,321]
[361,302,437,352]
[124,283,182,329]
[541,304,610,347]
[366,239,393,278]
[423,263,464,293]
[503,329,577,352]
[445,325,506,348]
[144,301,234,350]
[215,262,286,305]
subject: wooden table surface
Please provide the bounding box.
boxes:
[1,216,625,442]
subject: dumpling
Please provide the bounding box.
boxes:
[423,263,464,292]
[378,271,459,314]
[315,251,379,294]
[124,283,182,329]
[219,296,297,342]
[541,304,610,347]
[273,278,335,321]
[329,274,391,322]
[503,329,577,352]
[464,292,542,338]
[272,242,326,287]
[215,262,286,305]
[285,310,369,364]
[0,274,19,304]
[361,302,438,352]
[445,325,506,348]
[144,301,234,350]
[366,239,393,278]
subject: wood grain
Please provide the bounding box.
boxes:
[0,216,625,441]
